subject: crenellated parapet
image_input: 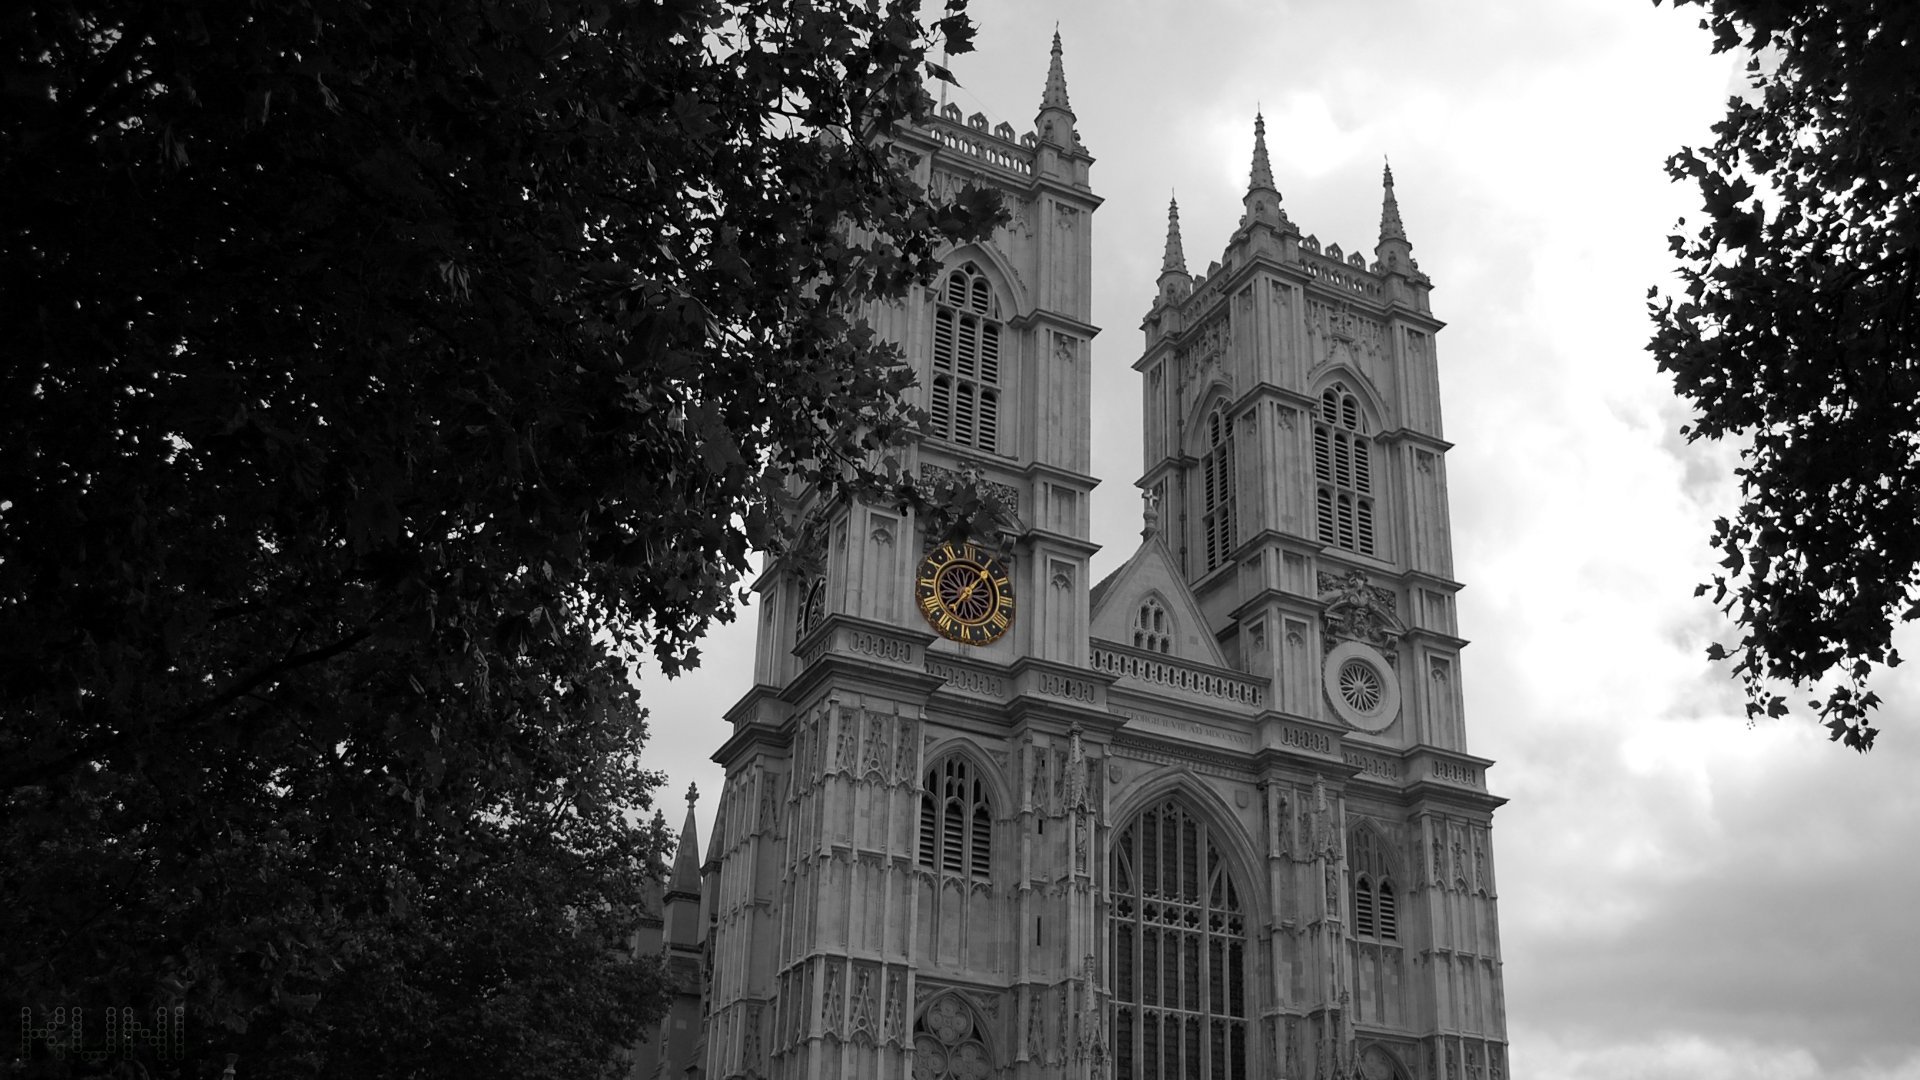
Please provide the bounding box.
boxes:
[927,103,1037,178]
[1145,215,1430,348]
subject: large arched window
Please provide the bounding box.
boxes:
[1111,799,1249,1080]
[930,263,1003,452]
[1348,824,1399,942]
[1314,383,1375,556]
[919,756,992,879]
[1201,408,1235,573]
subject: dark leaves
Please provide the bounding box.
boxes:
[1652,0,1920,750]
[1,0,996,1075]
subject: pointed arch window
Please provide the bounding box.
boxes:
[1348,824,1399,942]
[795,575,826,640]
[930,263,1004,452]
[1314,384,1375,556]
[1134,597,1172,654]
[1201,408,1236,573]
[1112,799,1249,1080]
[919,756,992,880]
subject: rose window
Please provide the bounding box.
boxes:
[1323,641,1400,733]
[1338,659,1383,712]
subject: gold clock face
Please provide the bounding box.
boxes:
[916,541,1014,646]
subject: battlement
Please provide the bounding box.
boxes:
[1165,231,1389,325]
[926,103,1035,177]
[1297,235,1383,299]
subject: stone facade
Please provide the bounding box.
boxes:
[672,35,1509,1080]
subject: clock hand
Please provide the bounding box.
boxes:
[944,565,997,613]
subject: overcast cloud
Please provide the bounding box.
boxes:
[637,2,1920,1077]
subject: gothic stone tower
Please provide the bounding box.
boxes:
[699,34,1107,1080]
[693,59,1509,1080]
[1103,115,1510,1079]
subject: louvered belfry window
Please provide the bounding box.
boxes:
[929,264,1003,452]
[1348,824,1398,942]
[1314,384,1375,556]
[1201,409,1235,573]
[1112,800,1249,1080]
[919,757,991,880]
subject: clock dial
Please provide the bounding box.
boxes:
[915,541,1014,646]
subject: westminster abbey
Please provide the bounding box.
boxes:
[634,33,1511,1080]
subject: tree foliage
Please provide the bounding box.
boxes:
[1651,0,1920,750]
[0,0,996,1075]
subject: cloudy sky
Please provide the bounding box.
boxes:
[639,2,1920,1078]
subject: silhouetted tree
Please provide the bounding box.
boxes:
[1651,0,1920,750]
[0,0,996,1075]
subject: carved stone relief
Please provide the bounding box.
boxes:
[884,976,905,1046]
[1317,570,1405,660]
[862,709,890,778]
[927,168,981,204]
[1179,317,1230,394]
[850,965,877,1043]
[895,717,918,781]
[744,1003,764,1078]
[835,706,858,773]
[823,963,844,1031]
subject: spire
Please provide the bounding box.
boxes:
[1373,157,1419,278]
[1161,195,1187,275]
[1042,30,1071,111]
[1379,160,1407,243]
[1035,30,1078,150]
[1240,112,1282,228]
[669,781,701,895]
[1248,111,1276,194]
[1155,195,1192,306]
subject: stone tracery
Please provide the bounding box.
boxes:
[913,995,994,1080]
